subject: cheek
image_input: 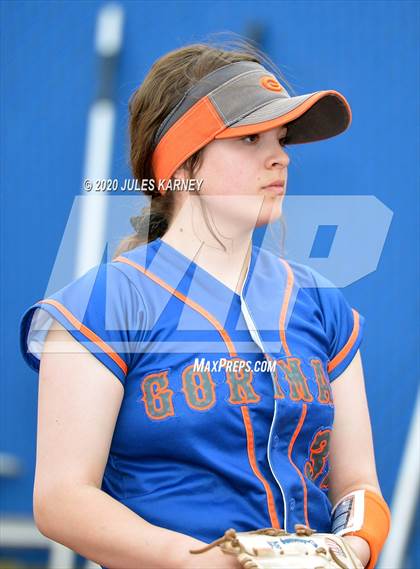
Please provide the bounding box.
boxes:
[197,149,257,196]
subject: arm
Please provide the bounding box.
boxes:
[329,349,382,567]
[34,321,239,569]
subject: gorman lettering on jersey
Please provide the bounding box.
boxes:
[20,237,364,544]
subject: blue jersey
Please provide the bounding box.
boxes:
[20,237,364,545]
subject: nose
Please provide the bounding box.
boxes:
[266,143,290,168]
[265,145,290,170]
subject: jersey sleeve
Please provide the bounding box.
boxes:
[309,269,366,382]
[19,262,146,387]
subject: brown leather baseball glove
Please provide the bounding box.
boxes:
[190,524,364,569]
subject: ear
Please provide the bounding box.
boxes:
[172,165,189,181]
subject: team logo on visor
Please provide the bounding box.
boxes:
[260,76,283,92]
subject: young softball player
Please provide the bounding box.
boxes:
[20,41,390,569]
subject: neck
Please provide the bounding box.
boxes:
[161,194,253,294]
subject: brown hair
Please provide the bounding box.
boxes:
[113,35,290,259]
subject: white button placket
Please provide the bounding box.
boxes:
[239,266,288,531]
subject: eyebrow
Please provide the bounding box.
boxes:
[232,126,288,141]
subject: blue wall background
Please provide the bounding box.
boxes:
[1,0,418,566]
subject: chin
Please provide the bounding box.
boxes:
[255,197,283,227]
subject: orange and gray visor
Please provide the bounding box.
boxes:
[151,61,352,193]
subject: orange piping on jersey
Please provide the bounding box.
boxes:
[38,299,128,375]
[114,256,236,355]
[241,406,281,529]
[327,309,360,374]
[278,259,295,357]
[288,403,310,527]
[115,255,281,526]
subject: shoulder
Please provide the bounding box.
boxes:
[253,245,328,291]
[55,260,145,311]
[20,255,151,380]
[26,258,148,339]
[111,241,158,296]
[253,247,353,328]
[278,257,351,318]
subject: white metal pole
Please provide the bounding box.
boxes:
[75,3,124,278]
[378,389,420,568]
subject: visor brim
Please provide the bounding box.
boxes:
[214,90,351,143]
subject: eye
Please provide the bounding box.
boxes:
[279,136,288,147]
[242,133,260,144]
[241,133,288,146]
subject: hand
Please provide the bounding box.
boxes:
[343,535,371,568]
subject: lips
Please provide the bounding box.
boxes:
[261,180,286,195]
[262,180,285,189]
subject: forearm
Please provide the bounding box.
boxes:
[35,484,227,569]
